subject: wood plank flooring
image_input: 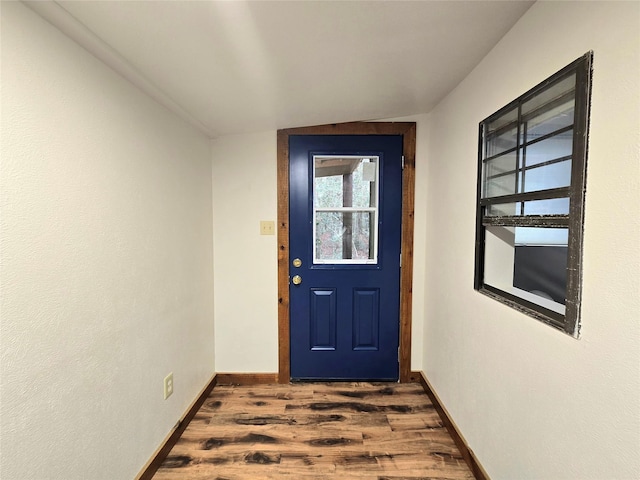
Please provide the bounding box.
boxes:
[153,382,474,480]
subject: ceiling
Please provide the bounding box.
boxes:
[26,1,534,139]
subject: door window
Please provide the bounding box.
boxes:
[313,156,379,264]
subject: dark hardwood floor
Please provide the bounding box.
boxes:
[153,382,474,479]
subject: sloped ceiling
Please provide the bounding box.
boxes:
[26,1,534,138]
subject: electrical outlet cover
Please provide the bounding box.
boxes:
[164,373,173,399]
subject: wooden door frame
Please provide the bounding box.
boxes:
[277,122,416,384]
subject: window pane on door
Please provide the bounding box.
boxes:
[315,211,376,263]
[313,156,379,264]
[314,157,378,209]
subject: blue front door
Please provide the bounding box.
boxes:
[289,134,403,380]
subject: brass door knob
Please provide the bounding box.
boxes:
[292,275,302,285]
[292,258,302,268]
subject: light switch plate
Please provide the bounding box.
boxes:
[260,220,275,235]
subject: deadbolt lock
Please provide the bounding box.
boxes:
[292,258,302,268]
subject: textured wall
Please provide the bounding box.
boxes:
[379,113,431,370]
[211,131,279,372]
[422,2,640,479]
[0,3,214,479]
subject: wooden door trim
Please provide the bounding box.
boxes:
[277,121,416,383]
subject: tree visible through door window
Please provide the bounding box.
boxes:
[474,52,593,337]
[314,156,379,263]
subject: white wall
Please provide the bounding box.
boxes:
[387,113,430,369]
[211,114,429,372]
[0,3,214,479]
[211,131,278,372]
[422,2,640,479]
